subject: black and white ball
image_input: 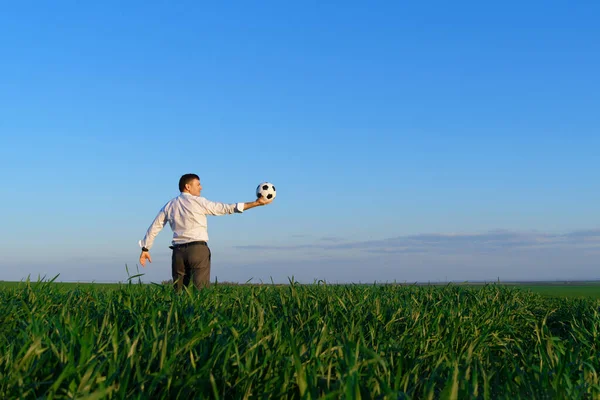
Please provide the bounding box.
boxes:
[256,182,276,200]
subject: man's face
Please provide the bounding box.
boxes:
[186,179,202,196]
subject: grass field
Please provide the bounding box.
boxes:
[0,279,599,399]
[3,280,600,298]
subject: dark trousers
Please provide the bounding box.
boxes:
[171,242,211,291]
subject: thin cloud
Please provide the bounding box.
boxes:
[562,229,600,241]
[234,244,322,251]
[320,236,346,242]
[233,229,600,254]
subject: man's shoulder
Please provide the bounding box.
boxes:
[162,194,185,208]
[172,193,208,206]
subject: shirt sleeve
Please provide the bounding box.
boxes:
[138,207,168,250]
[196,197,244,215]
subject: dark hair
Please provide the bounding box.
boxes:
[179,173,199,192]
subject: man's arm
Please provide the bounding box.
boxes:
[242,197,273,210]
[197,196,272,215]
[138,208,168,267]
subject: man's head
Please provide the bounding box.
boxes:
[179,173,202,196]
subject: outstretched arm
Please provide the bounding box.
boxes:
[197,196,273,215]
[241,197,273,210]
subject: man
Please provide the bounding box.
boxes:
[138,173,272,291]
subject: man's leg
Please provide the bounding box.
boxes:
[188,244,211,289]
[171,248,187,292]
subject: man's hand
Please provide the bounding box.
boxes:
[256,196,273,206]
[139,251,152,267]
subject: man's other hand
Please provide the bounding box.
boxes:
[140,251,152,267]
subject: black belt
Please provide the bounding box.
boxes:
[169,241,207,249]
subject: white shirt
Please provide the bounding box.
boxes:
[138,192,245,250]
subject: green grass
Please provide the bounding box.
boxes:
[0,280,599,399]
[3,281,600,298]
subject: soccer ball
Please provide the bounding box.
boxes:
[256,182,276,200]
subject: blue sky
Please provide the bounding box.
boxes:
[1,1,599,284]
